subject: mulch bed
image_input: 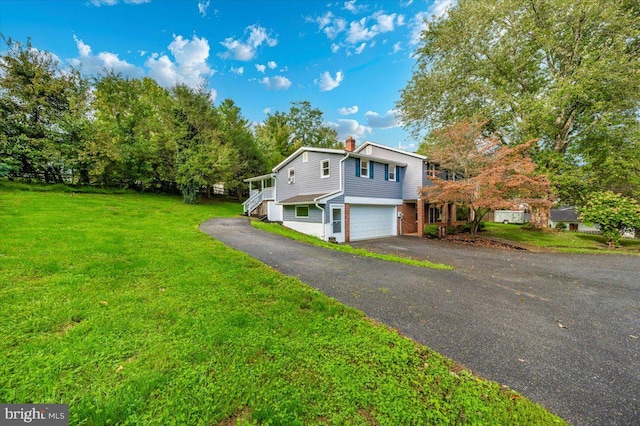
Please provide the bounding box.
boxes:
[438,234,530,251]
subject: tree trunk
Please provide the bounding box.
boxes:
[530,205,549,229]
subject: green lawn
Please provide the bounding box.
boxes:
[0,185,565,425]
[483,222,640,254]
[252,221,452,270]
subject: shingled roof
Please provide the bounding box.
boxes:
[550,207,580,222]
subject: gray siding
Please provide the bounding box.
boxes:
[283,205,323,223]
[344,158,403,199]
[276,151,343,202]
[366,145,424,199]
[324,194,345,222]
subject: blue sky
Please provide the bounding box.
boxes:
[0,0,454,150]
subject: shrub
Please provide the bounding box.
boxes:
[555,221,567,230]
[446,226,457,235]
[579,191,640,247]
[424,225,439,238]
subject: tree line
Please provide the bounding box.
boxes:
[0,37,339,203]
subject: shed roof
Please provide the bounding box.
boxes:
[279,193,332,205]
[550,207,580,222]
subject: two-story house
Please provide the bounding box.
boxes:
[243,137,457,242]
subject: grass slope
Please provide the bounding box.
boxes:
[0,185,565,425]
[483,222,640,254]
[252,221,453,270]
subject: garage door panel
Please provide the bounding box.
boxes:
[350,205,395,241]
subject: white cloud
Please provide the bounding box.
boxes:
[327,119,372,141]
[343,0,366,14]
[338,105,358,115]
[70,35,144,78]
[315,70,344,91]
[330,43,340,53]
[364,109,401,129]
[346,18,376,44]
[230,66,244,75]
[219,24,278,61]
[316,11,334,28]
[139,50,147,56]
[146,34,213,89]
[209,88,217,103]
[409,12,429,45]
[429,0,455,19]
[392,42,402,54]
[267,61,277,69]
[353,42,366,55]
[372,12,397,33]
[260,76,291,90]
[324,18,346,39]
[88,0,150,6]
[255,63,266,73]
[410,1,456,45]
[197,0,210,16]
[263,107,271,114]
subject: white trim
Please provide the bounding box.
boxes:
[365,145,372,155]
[360,159,370,178]
[329,204,345,243]
[388,164,396,181]
[355,141,427,160]
[302,151,309,162]
[295,205,310,218]
[273,147,345,172]
[321,158,330,178]
[287,167,295,184]
[344,196,402,205]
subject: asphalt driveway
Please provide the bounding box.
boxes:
[200,218,640,425]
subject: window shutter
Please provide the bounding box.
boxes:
[370,161,374,179]
[384,164,389,181]
[355,158,361,177]
[396,166,400,182]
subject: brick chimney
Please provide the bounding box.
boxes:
[345,136,356,152]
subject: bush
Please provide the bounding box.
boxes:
[424,225,439,238]
[478,222,486,232]
[446,226,457,235]
[459,223,471,233]
[555,221,567,230]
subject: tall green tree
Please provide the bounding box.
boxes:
[217,98,265,200]
[0,37,91,183]
[255,101,340,169]
[399,0,640,203]
[254,111,292,169]
[400,0,640,154]
[172,85,230,203]
[91,73,176,190]
[287,100,340,150]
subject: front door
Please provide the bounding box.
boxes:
[331,206,344,243]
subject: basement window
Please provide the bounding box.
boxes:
[295,205,309,218]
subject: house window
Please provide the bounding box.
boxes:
[388,165,396,181]
[365,145,372,155]
[288,167,295,184]
[360,160,369,177]
[321,159,330,178]
[302,152,308,162]
[295,205,309,218]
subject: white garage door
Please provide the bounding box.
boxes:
[350,205,396,241]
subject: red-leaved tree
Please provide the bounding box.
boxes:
[421,119,553,237]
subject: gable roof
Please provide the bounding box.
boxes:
[550,207,580,222]
[272,147,345,172]
[272,146,407,172]
[355,141,427,161]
